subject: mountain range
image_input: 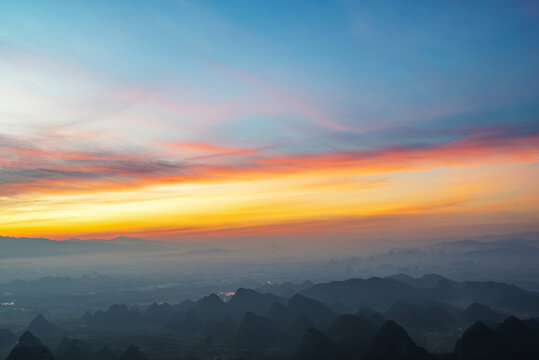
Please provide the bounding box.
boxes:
[2,273,537,359]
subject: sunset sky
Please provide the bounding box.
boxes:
[0,0,538,245]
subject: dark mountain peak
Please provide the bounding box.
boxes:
[144,302,173,321]
[357,308,386,327]
[194,293,227,318]
[288,294,334,325]
[6,331,55,360]
[434,277,454,289]
[28,314,50,329]
[462,303,504,323]
[299,327,337,360]
[464,302,492,313]
[464,321,494,336]
[288,294,312,303]
[376,320,412,342]
[176,299,195,311]
[119,345,149,360]
[231,288,263,301]
[494,316,539,359]
[421,273,446,281]
[27,314,63,338]
[234,287,250,295]
[165,307,201,333]
[17,331,43,347]
[34,313,46,321]
[92,346,118,360]
[229,288,281,315]
[455,321,500,360]
[301,276,420,309]
[197,293,224,306]
[495,315,534,340]
[92,304,142,326]
[388,273,415,282]
[236,311,279,348]
[289,294,320,307]
[366,320,430,359]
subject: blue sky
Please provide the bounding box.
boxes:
[0,0,538,243]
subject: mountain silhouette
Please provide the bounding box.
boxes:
[193,293,227,319]
[365,320,432,360]
[493,316,539,360]
[119,345,149,360]
[229,288,282,315]
[388,273,452,289]
[144,302,174,323]
[27,314,65,340]
[298,327,337,360]
[356,308,386,326]
[288,294,335,326]
[3,274,538,359]
[301,275,539,313]
[165,308,201,333]
[92,304,142,327]
[92,346,118,360]
[258,280,314,298]
[462,303,505,324]
[235,311,280,348]
[6,331,56,360]
[302,277,420,309]
[454,321,500,360]
[0,235,173,259]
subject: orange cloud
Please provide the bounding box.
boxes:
[1,130,537,197]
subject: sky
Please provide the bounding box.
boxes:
[0,0,538,247]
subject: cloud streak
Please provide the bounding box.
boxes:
[1,124,536,197]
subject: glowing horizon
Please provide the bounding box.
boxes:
[1,1,538,244]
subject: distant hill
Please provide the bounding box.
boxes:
[229,288,283,315]
[236,312,280,348]
[455,316,539,360]
[0,235,184,258]
[365,320,433,360]
[26,314,65,341]
[300,274,539,315]
[6,332,55,360]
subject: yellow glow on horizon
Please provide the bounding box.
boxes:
[1,161,537,240]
